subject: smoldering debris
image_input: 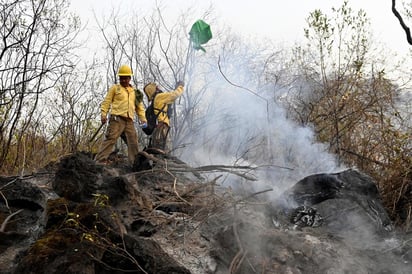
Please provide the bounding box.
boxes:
[1,153,411,274]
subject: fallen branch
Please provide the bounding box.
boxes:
[135,151,257,181]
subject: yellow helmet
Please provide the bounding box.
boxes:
[117,65,133,76]
[144,82,157,101]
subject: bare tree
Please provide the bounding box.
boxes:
[46,63,103,154]
[0,0,81,174]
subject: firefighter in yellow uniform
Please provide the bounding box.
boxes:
[143,81,184,152]
[95,65,146,164]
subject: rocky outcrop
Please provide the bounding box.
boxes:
[1,152,411,273]
[272,169,393,241]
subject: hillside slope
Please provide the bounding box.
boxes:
[1,152,411,273]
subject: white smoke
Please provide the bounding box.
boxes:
[177,42,345,196]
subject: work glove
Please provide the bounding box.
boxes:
[175,80,184,89]
[140,121,148,128]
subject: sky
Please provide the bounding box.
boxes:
[69,0,411,56]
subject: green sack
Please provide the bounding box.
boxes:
[189,20,212,52]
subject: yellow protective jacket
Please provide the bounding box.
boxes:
[101,84,146,122]
[153,85,184,126]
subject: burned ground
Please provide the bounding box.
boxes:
[1,152,412,273]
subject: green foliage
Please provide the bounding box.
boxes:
[303,0,370,79]
[92,193,110,207]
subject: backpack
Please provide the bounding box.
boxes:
[135,88,144,105]
[142,93,171,135]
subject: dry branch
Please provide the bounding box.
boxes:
[136,151,257,181]
[392,0,412,45]
[0,209,24,232]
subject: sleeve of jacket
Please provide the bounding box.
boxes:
[100,86,116,117]
[156,85,184,106]
[135,100,147,122]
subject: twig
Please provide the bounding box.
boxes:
[229,189,272,273]
[182,177,227,236]
[229,203,243,274]
[180,175,222,198]
[341,148,387,166]
[235,188,274,204]
[163,159,192,205]
[0,178,18,190]
[218,55,270,122]
[80,217,148,274]
[229,203,254,273]
[383,237,412,253]
[229,249,248,274]
[251,163,294,171]
[218,56,267,102]
[174,165,257,181]
[0,190,10,212]
[392,0,412,45]
[0,209,24,232]
[172,176,191,205]
[86,251,147,273]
